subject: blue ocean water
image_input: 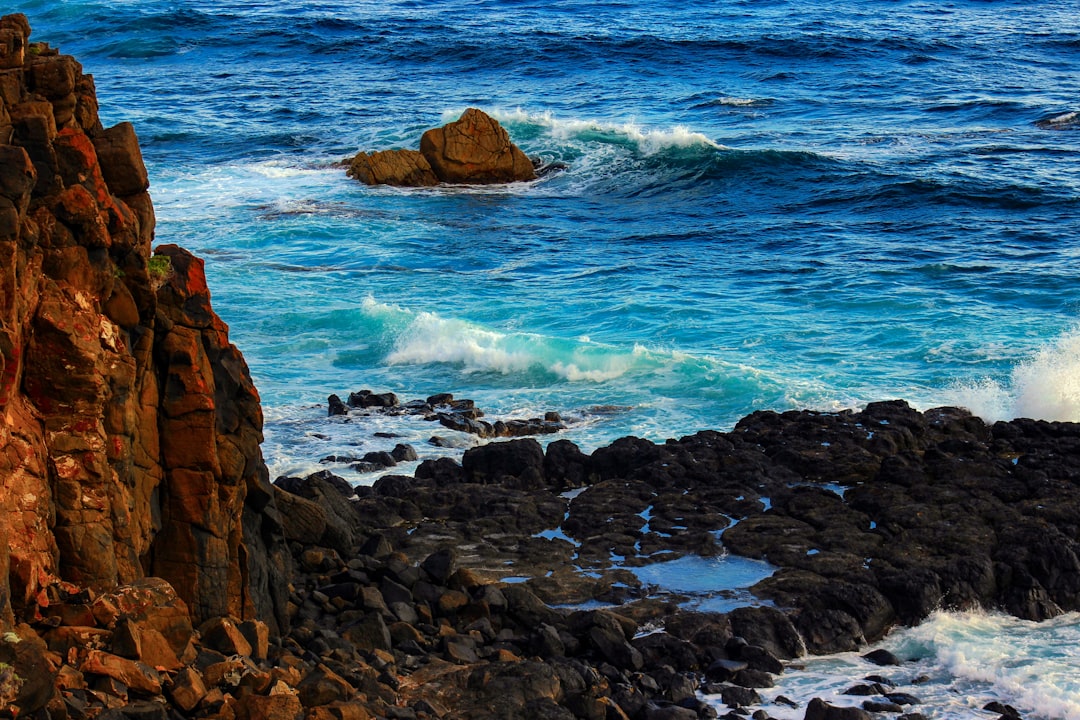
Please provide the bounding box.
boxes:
[22,1,1080,715]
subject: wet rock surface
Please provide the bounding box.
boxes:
[326,389,568,446]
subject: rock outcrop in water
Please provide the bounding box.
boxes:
[0,14,290,636]
[347,108,537,186]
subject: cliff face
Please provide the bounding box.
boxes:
[0,15,288,631]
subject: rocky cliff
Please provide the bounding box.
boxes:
[0,14,288,633]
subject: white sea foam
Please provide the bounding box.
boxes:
[948,329,1080,422]
[384,310,638,381]
[472,107,727,154]
[1037,111,1080,129]
[722,611,1080,720]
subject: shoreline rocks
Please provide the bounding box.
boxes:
[325,389,568,456]
[1,15,1075,720]
[347,108,538,186]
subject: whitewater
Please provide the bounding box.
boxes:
[23,0,1080,716]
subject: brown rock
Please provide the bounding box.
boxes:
[419,108,536,184]
[305,702,373,720]
[0,27,25,70]
[43,626,113,656]
[95,580,194,658]
[237,692,303,720]
[437,589,469,614]
[110,618,143,659]
[200,616,254,657]
[297,664,355,707]
[79,649,162,695]
[202,660,243,690]
[197,686,231,717]
[91,121,149,196]
[269,666,303,688]
[28,53,77,100]
[136,626,183,671]
[347,149,438,187]
[0,626,57,714]
[342,613,392,653]
[0,145,36,212]
[103,280,141,329]
[56,664,87,691]
[0,22,291,635]
[238,619,270,661]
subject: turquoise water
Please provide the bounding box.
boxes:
[21,2,1080,714]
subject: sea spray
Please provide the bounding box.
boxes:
[948,328,1080,423]
[727,611,1080,720]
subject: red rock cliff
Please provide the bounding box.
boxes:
[0,15,289,631]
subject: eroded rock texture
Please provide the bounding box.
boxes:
[0,14,289,632]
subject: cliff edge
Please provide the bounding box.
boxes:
[0,14,289,633]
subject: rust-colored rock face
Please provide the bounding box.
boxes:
[420,108,536,184]
[0,14,288,632]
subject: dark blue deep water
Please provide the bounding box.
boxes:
[19,3,1080,713]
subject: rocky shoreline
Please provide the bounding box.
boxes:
[1,15,1076,720]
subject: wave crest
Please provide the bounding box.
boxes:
[948,329,1080,422]
[376,301,637,381]
[478,108,726,154]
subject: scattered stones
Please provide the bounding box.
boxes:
[321,388,568,455]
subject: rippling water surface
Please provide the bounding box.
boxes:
[20,2,1080,714]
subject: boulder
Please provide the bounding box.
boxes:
[804,698,872,720]
[347,149,438,187]
[91,121,149,196]
[420,108,535,183]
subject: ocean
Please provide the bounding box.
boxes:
[23,0,1080,716]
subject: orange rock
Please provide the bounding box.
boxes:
[199,616,254,657]
[79,649,161,695]
[167,666,207,712]
[236,692,303,720]
[419,108,536,184]
[347,150,438,187]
